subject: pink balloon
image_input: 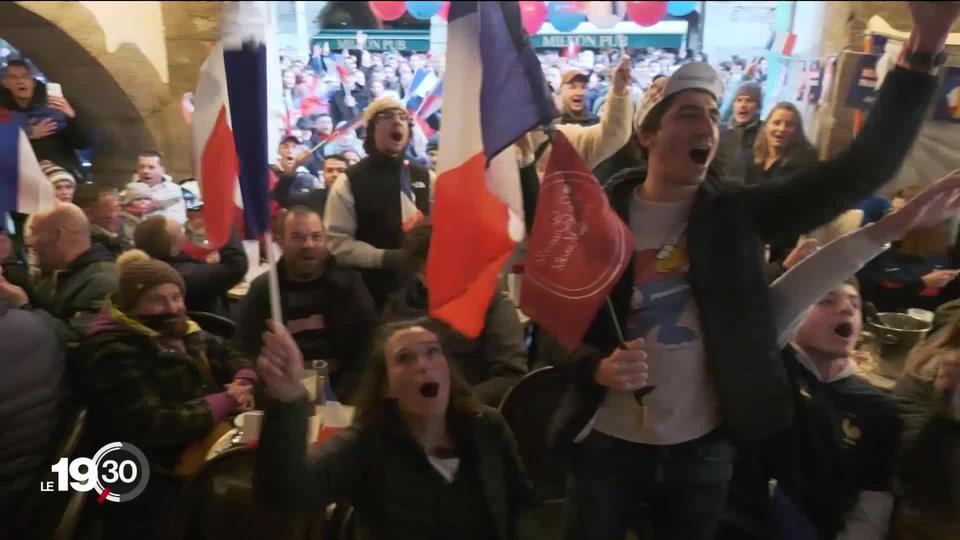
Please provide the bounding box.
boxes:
[626,1,668,27]
[518,1,548,35]
[438,1,450,20]
[369,1,407,21]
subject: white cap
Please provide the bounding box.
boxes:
[634,62,723,133]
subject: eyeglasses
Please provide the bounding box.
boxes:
[377,111,411,123]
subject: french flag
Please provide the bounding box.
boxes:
[192,1,271,247]
[769,31,797,57]
[417,79,443,119]
[0,108,55,214]
[426,1,557,338]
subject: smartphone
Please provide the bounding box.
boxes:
[47,82,63,98]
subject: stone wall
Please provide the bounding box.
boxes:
[3,1,220,186]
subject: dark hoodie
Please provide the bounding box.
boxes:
[0,79,90,176]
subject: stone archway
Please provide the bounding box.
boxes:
[2,1,221,186]
[1,2,156,185]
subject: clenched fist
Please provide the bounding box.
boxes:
[595,337,649,391]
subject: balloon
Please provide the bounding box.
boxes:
[518,1,548,35]
[626,1,668,27]
[405,1,442,19]
[438,1,450,20]
[667,1,697,16]
[586,1,625,29]
[369,1,407,21]
[548,1,586,32]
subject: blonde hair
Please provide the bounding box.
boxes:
[753,102,814,168]
[905,311,960,381]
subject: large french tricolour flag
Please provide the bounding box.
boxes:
[0,108,55,214]
[426,1,557,338]
[192,1,271,247]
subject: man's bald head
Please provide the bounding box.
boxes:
[30,203,93,271]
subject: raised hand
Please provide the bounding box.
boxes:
[908,1,960,52]
[782,237,819,269]
[47,95,76,118]
[257,320,308,402]
[594,337,649,391]
[612,55,632,96]
[867,169,960,244]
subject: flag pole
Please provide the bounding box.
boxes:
[264,229,283,324]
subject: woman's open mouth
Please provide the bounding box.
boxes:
[689,148,710,165]
[419,382,439,398]
[833,322,853,339]
[390,131,405,142]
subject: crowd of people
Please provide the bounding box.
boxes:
[3,3,960,540]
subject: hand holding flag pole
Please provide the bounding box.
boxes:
[604,298,657,408]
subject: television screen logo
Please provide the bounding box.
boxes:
[42,442,150,503]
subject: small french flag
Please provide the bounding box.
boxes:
[769,31,797,57]
[0,108,55,214]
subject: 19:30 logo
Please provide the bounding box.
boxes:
[43,442,150,503]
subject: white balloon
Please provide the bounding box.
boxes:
[586,1,626,29]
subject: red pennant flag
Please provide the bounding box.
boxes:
[520,131,634,350]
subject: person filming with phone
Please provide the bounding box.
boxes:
[1,58,90,178]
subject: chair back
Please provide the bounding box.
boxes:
[498,366,568,502]
[15,406,90,540]
[188,311,237,340]
[166,446,326,540]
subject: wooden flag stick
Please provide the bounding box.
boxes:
[264,229,283,324]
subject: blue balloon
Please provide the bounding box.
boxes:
[405,1,442,20]
[667,1,698,16]
[548,1,585,33]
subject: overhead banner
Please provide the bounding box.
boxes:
[530,32,682,49]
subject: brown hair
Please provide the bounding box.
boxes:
[753,102,814,168]
[273,205,322,240]
[351,318,482,432]
[894,185,953,257]
[133,216,175,260]
[905,311,960,381]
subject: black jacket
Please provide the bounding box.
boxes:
[384,279,528,406]
[717,118,763,184]
[0,80,90,176]
[857,246,959,314]
[234,257,377,401]
[254,399,537,540]
[726,348,900,538]
[163,232,247,318]
[547,67,937,448]
[348,154,431,308]
[747,146,821,263]
[330,89,360,128]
